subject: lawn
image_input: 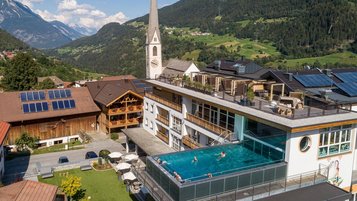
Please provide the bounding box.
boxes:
[39,169,135,201]
[267,51,357,69]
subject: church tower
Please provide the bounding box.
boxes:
[146,0,163,79]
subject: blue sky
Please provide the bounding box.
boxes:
[20,0,178,30]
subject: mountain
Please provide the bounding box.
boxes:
[70,24,97,36]
[50,21,84,40]
[0,28,29,50]
[0,0,72,49]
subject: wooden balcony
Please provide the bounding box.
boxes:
[156,114,169,126]
[156,131,169,144]
[186,113,232,139]
[107,118,140,128]
[182,135,201,149]
[146,92,182,112]
[108,105,142,115]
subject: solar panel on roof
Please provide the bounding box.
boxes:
[65,89,71,97]
[336,82,357,97]
[23,104,29,113]
[42,102,49,111]
[36,102,43,112]
[60,90,66,98]
[58,100,64,109]
[69,99,76,108]
[33,92,39,100]
[27,92,34,101]
[294,74,334,88]
[64,100,70,109]
[20,93,27,102]
[49,91,54,99]
[52,101,59,110]
[135,83,147,88]
[39,91,46,100]
[54,90,61,99]
[334,72,357,83]
[29,103,36,112]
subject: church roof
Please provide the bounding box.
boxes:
[147,0,161,43]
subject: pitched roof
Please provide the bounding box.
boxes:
[37,76,64,86]
[101,75,137,81]
[0,121,10,145]
[0,180,58,201]
[0,88,100,123]
[86,80,145,106]
[162,59,195,77]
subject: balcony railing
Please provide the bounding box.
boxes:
[182,135,201,149]
[186,113,232,140]
[156,131,169,144]
[108,105,142,115]
[107,118,140,128]
[156,114,169,126]
[146,92,182,112]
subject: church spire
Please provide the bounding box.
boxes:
[147,0,161,43]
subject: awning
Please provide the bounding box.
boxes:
[123,128,175,156]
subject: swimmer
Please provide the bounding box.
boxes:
[192,156,198,163]
[173,171,183,182]
[217,151,226,160]
[207,173,213,178]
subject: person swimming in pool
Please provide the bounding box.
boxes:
[217,151,226,160]
[207,173,213,178]
[192,156,198,163]
[173,171,183,182]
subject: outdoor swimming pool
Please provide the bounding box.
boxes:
[156,142,283,182]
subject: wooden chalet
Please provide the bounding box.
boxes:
[0,88,100,145]
[86,79,147,134]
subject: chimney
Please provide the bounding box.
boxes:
[285,73,294,82]
[323,69,332,77]
[214,60,221,70]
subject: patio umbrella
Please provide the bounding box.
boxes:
[116,162,131,170]
[122,172,136,181]
[124,154,139,161]
[108,152,123,158]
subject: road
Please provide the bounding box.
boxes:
[3,134,127,184]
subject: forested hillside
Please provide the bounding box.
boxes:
[0,29,29,50]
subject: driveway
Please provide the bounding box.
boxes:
[3,134,127,184]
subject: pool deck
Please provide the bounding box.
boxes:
[123,128,175,156]
[146,80,357,132]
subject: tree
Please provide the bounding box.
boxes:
[2,53,39,91]
[15,132,39,152]
[37,78,55,90]
[61,175,82,201]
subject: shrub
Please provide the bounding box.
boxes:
[111,133,119,140]
[99,149,110,159]
[98,157,103,166]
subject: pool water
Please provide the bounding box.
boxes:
[158,143,279,182]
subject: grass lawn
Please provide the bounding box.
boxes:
[267,51,357,69]
[39,169,135,201]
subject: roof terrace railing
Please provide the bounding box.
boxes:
[153,77,354,120]
[145,92,182,112]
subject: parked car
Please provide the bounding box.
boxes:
[58,156,69,164]
[85,151,98,159]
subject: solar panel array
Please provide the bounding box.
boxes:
[23,102,49,113]
[335,82,357,97]
[334,72,357,83]
[20,89,75,113]
[20,91,46,102]
[294,74,334,88]
[52,100,76,110]
[133,79,152,91]
[48,89,71,99]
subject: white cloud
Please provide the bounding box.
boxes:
[19,0,43,9]
[22,0,128,31]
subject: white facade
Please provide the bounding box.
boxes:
[38,135,81,147]
[183,63,200,77]
[285,126,357,188]
[146,31,163,79]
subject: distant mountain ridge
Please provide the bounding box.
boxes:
[0,0,72,49]
[50,21,84,40]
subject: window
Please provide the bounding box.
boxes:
[172,116,182,134]
[150,121,153,129]
[145,102,148,110]
[153,46,157,56]
[318,125,352,158]
[150,104,154,113]
[172,135,181,151]
[300,136,311,152]
[145,118,148,126]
